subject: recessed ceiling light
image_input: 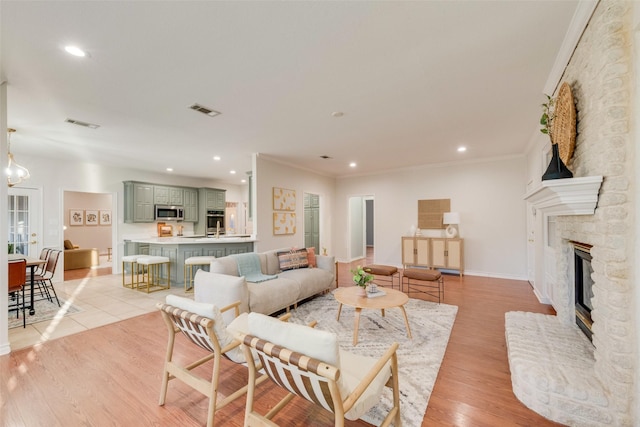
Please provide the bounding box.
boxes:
[230,170,236,174]
[65,46,87,57]
[349,162,357,168]
[241,179,247,183]
[331,112,344,118]
[166,167,173,172]
[213,156,221,161]
[457,146,467,152]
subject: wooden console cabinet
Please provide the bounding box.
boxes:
[401,236,464,277]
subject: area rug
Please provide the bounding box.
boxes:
[288,292,458,426]
[8,298,82,329]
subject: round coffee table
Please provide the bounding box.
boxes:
[334,286,412,345]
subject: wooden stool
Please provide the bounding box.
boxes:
[363,264,400,289]
[136,256,171,293]
[184,256,216,292]
[402,268,444,303]
[122,255,145,289]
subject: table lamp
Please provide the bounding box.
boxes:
[443,212,460,238]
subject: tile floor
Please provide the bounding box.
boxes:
[8,273,191,351]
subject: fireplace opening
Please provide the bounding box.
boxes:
[574,243,593,341]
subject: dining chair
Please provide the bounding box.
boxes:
[32,249,61,306]
[8,259,27,328]
[239,312,402,427]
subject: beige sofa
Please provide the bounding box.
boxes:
[194,248,335,316]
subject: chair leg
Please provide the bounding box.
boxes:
[47,280,61,307]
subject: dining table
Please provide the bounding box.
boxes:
[8,254,47,315]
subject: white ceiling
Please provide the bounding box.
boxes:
[1,1,580,185]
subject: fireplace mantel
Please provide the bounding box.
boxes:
[524,176,603,216]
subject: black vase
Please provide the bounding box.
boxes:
[542,143,573,180]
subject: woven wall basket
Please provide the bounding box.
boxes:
[552,82,577,164]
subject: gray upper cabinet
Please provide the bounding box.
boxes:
[124,182,221,225]
[124,181,155,223]
[203,188,226,210]
[183,188,198,222]
[154,186,184,206]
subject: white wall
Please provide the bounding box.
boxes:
[11,153,247,273]
[254,155,335,253]
[334,156,529,279]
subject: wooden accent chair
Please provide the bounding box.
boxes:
[240,312,402,427]
[8,259,27,328]
[157,295,273,427]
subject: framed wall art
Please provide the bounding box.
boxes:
[99,210,112,225]
[69,209,84,226]
[273,187,296,211]
[273,212,296,235]
[85,210,99,226]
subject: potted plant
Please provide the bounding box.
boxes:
[351,265,373,296]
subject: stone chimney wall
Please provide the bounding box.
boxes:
[551,1,635,424]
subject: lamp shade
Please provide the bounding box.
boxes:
[443,212,460,225]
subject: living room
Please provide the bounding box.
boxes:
[2,0,640,425]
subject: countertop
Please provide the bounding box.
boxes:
[125,235,256,244]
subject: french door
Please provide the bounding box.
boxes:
[7,187,41,257]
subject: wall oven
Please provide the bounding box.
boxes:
[155,205,184,221]
[207,210,225,235]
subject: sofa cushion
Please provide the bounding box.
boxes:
[194,270,249,324]
[64,239,74,250]
[247,277,300,315]
[280,267,333,300]
[277,248,309,271]
[209,256,239,276]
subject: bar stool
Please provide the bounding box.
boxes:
[184,256,216,292]
[122,254,146,289]
[136,256,171,293]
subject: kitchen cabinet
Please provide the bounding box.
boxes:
[402,236,431,269]
[124,181,155,223]
[195,188,226,235]
[431,238,464,277]
[202,188,226,210]
[183,188,198,222]
[154,185,184,206]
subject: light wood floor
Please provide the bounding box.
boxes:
[2,255,563,426]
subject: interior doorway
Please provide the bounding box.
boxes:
[348,195,374,263]
[63,190,115,278]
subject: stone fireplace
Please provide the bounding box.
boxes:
[514,1,638,425]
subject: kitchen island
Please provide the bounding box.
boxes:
[124,235,255,287]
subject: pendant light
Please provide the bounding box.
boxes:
[6,128,30,187]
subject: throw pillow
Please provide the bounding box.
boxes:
[277,248,309,271]
[64,239,74,250]
[306,247,317,268]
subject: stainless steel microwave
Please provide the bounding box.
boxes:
[155,205,184,221]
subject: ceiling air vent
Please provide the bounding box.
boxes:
[320,155,332,159]
[189,103,221,117]
[65,118,100,129]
